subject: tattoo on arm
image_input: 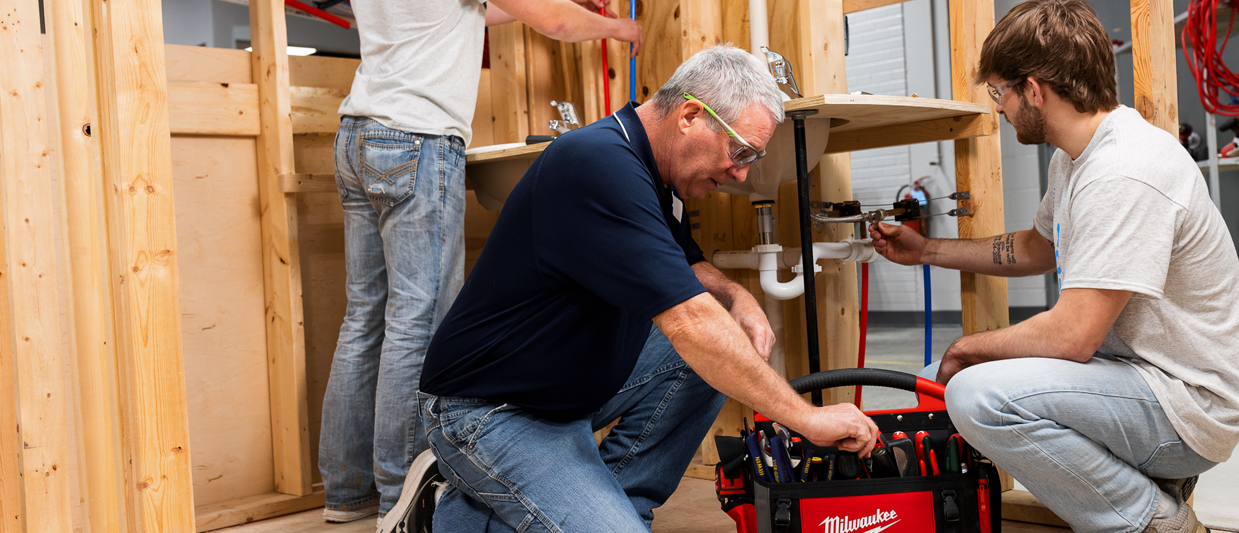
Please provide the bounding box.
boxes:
[991,233,1018,265]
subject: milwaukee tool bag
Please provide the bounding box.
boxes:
[714,368,1002,533]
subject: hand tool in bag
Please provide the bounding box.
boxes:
[745,431,771,482]
[884,436,919,477]
[915,431,940,475]
[868,445,900,478]
[769,436,796,483]
[833,451,865,480]
[946,433,963,475]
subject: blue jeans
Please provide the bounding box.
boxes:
[421,327,727,532]
[319,116,466,515]
[923,355,1217,532]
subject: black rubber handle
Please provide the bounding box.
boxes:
[788,368,919,395]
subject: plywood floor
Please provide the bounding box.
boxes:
[219,477,1077,533]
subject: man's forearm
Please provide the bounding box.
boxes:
[654,294,814,430]
[490,0,618,42]
[692,261,746,310]
[938,287,1132,382]
[924,229,1055,277]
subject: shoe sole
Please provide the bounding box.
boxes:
[378,450,445,533]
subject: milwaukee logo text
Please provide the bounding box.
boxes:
[819,509,900,533]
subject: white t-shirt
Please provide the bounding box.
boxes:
[339,0,487,145]
[1034,106,1239,463]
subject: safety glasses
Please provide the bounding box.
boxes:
[986,79,1019,104]
[683,93,767,167]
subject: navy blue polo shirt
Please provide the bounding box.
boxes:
[419,102,707,421]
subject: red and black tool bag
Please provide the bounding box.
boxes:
[714,368,1002,533]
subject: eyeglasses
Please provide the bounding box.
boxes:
[986,80,1019,104]
[683,93,767,167]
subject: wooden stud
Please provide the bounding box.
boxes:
[87,0,198,524]
[0,229,17,533]
[1131,0,1178,134]
[949,0,1009,338]
[45,0,125,531]
[280,173,338,194]
[472,69,497,148]
[803,0,859,406]
[0,0,75,529]
[843,0,908,13]
[525,30,570,136]
[489,23,531,143]
[290,86,350,135]
[578,39,606,124]
[165,44,253,84]
[195,490,326,532]
[1001,490,1070,528]
[249,0,314,497]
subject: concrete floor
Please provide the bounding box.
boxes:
[221,477,1074,533]
[221,325,1238,532]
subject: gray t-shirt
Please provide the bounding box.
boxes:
[1034,106,1239,463]
[339,0,487,145]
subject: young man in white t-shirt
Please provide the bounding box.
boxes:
[318,0,642,525]
[869,1,1238,531]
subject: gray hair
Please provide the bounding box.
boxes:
[649,44,785,130]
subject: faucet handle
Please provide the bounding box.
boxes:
[760,46,803,99]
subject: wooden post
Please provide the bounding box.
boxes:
[525,31,571,136]
[1131,0,1178,134]
[250,0,314,497]
[87,0,197,526]
[949,0,1009,337]
[45,0,124,530]
[490,24,531,143]
[0,232,18,533]
[799,0,859,405]
[0,0,74,530]
[949,0,1013,495]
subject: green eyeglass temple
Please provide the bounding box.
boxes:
[683,93,767,166]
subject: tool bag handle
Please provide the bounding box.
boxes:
[788,368,946,411]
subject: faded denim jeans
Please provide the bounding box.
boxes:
[319,116,466,515]
[421,327,728,532]
[923,354,1217,532]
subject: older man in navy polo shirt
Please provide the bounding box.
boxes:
[410,45,879,532]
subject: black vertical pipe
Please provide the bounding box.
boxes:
[792,114,822,406]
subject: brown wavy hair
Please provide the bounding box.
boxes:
[976,0,1118,113]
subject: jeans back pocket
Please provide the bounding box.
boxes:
[359,131,422,207]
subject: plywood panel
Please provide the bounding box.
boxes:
[295,190,346,488]
[172,136,277,508]
[291,129,344,485]
[471,69,496,148]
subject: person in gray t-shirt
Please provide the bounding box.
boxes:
[319,0,642,525]
[868,1,1238,532]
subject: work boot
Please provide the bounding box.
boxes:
[322,503,379,523]
[1141,492,1210,533]
[377,449,446,533]
[1152,475,1199,503]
